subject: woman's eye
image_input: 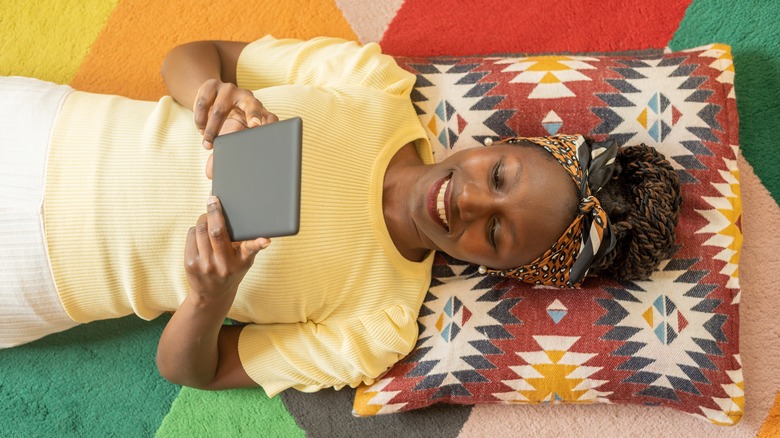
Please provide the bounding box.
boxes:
[489,218,498,248]
[492,161,502,189]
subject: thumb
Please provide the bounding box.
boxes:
[241,237,271,259]
[248,115,263,128]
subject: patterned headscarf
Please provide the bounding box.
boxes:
[483,134,618,288]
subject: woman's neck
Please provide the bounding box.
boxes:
[383,142,430,262]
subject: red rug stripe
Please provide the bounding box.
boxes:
[380,0,693,56]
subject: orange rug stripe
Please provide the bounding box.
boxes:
[759,390,780,438]
[71,0,357,100]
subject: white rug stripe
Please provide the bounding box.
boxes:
[334,0,405,44]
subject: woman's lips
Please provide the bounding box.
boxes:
[427,174,452,231]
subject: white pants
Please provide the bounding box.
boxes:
[0,77,79,347]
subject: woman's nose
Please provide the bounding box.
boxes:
[457,182,493,222]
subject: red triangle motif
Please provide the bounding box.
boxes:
[462,306,472,326]
[672,105,683,126]
[736,214,742,231]
[457,114,468,134]
[678,311,689,333]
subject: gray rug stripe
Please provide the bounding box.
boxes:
[281,388,471,438]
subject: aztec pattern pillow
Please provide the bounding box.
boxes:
[353,44,744,426]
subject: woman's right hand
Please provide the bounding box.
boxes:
[184,196,271,305]
[158,196,267,390]
[194,79,279,150]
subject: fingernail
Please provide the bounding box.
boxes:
[203,140,211,149]
[207,196,218,206]
[251,117,263,126]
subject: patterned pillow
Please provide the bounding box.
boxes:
[353,44,744,425]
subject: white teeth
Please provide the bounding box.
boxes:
[437,178,450,228]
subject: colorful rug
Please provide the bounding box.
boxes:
[1,0,778,436]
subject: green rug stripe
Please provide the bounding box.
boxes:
[670,0,780,205]
[0,317,178,437]
[156,387,304,437]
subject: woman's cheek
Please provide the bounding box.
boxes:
[445,235,489,265]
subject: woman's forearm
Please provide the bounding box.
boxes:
[161,41,247,110]
[161,41,223,110]
[156,291,233,388]
[157,198,268,389]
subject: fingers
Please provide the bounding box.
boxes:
[194,212,213,264]
[205,153,213,180]
[185,197,271,283]
[205,196,231,262]
[194,79,238,149]
[261,111,280,125]
[201,88,237,150]
[193,79,220,146]
[240,237,271,261]
[244,102,279,128]
[238,94,268,128]
[184,226,199,270]
[189,197,235,275]
[194,79,277,150]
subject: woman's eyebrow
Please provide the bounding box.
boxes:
[511,160,522,190]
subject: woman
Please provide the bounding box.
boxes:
[0,36,680,396]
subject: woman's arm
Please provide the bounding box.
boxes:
[156,196,268,389]
[157,312,256,389]
[161,41,246,110]
[161,41,278,150]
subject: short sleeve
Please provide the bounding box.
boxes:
[237,305,419,397]
[236,35,416,96]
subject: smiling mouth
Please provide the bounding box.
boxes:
[427,173,452,233]
[436,178,451,229]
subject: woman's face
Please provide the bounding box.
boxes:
[410,144,577,269]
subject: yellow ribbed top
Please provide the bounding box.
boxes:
[44,36,434,395]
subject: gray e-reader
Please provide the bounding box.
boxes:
[212,117,302,241]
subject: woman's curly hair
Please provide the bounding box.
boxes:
[590,144,682,281]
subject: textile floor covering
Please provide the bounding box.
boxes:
[1,0,778,436]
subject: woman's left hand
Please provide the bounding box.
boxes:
[194,79,279,150]
[184,196,271,306]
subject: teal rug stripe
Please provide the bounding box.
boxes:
[156,387,304,437]
[670,0,780,205]
[0,316,178,437]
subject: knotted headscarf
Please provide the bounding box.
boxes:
[483,134,618,288]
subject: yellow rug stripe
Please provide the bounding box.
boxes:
[72,0,357,100]
[0,0,119,84]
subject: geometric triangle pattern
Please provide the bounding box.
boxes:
[356,45,743,425]
[397,45,739,189]
[697,147,742,292]
[492,335,612,404]
[498,55,600,99]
